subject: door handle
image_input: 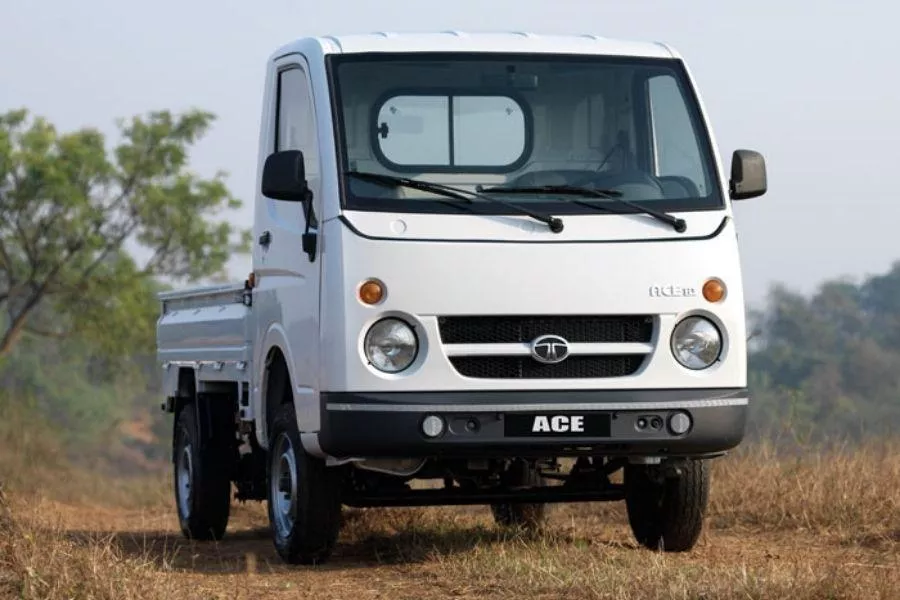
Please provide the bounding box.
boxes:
[258,230,271,247]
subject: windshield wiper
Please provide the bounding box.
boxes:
[480,184,687,233]
[346,171,564,233]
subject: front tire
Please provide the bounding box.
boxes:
[267,404,342,565]
[173,406,231,540]
[624,459,709,552]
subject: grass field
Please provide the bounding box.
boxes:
[2,440,900,599]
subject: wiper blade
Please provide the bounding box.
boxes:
[481,184,687,233]
[346,171,564,233]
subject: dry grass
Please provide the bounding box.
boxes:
[430,536,900,599]
[2,439,900,599]
[0,487,176,600]
[709,439,900,539]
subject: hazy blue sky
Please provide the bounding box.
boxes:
[2,0,898,306]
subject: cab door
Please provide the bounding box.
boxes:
[253,55,322,440]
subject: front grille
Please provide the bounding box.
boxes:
[449,355,645,379]
[438,315,653,344]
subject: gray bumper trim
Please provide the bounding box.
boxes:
[326,397,748,413]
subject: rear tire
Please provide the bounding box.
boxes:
[267,404,342,565]
[490,459,547,529]
[624,459,709,552]
[173,406,231,541]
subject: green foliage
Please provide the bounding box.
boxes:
[0,108,250,361]
[0,107,250,472]
[748,261,900,441]
[0,286,161,440]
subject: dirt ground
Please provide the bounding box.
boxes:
[5,443,900,599]
[7,488,899,600]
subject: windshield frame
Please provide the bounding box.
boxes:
[325,51,726,217]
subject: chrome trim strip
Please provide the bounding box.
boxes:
[326,397,748,413]
[158,283,244,301]
[442,342,655,357]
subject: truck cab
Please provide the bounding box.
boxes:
[157,31,766,565]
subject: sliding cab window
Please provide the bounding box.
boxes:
[373,93,529,172]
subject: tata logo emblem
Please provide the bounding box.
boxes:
[530,335,569,364]
[649,285,697,298]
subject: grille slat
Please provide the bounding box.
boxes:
[438,315,653,345]
[449,355,644,379]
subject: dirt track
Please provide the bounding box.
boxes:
[24,492,900,600]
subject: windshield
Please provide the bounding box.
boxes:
[328,53,723,216]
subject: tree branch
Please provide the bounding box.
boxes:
[7,128,152,303]
[0,234,13,273]
[12,213,38,282]
[24,323,70,339]
[77,220,142,282]
[15,175,144,305]
[32,200,70,247]
[0,291,43,359]
[4,171,40,278]
[0,222,98,359]
[103,132,161,217]
[139,229,175,277]
[43,135,158,280]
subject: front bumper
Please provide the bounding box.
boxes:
[318,388,747,459]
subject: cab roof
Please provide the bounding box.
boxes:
[271,31,680,61]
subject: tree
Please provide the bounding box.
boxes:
[0,108,250,359]
[747,263,900,442]
[861,261,900,349]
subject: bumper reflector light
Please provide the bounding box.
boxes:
[669,412,692,435]
[422,415,445,438]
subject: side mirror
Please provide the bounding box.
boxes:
[261,150,310,201]
[729,149,767,200]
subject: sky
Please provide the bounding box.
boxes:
[2,0,898,308]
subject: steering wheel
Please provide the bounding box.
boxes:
[569,168,666,198]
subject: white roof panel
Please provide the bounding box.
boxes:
[274,31,677,60]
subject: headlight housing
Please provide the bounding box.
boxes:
[364,318,418,373]
[670,316,722,370]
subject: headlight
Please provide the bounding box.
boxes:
[670,316,722,370]
[364,318,418,373]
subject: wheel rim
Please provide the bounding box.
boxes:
[271,433,298,539]
[177,443,193,518]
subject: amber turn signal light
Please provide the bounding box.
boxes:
[702,278,726,303]
[358,279,385,305]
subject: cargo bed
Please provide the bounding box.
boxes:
[157,283,253,396]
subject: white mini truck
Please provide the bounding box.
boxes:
[157,32,766,564]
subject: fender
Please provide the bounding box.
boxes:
[256,321,320,449]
